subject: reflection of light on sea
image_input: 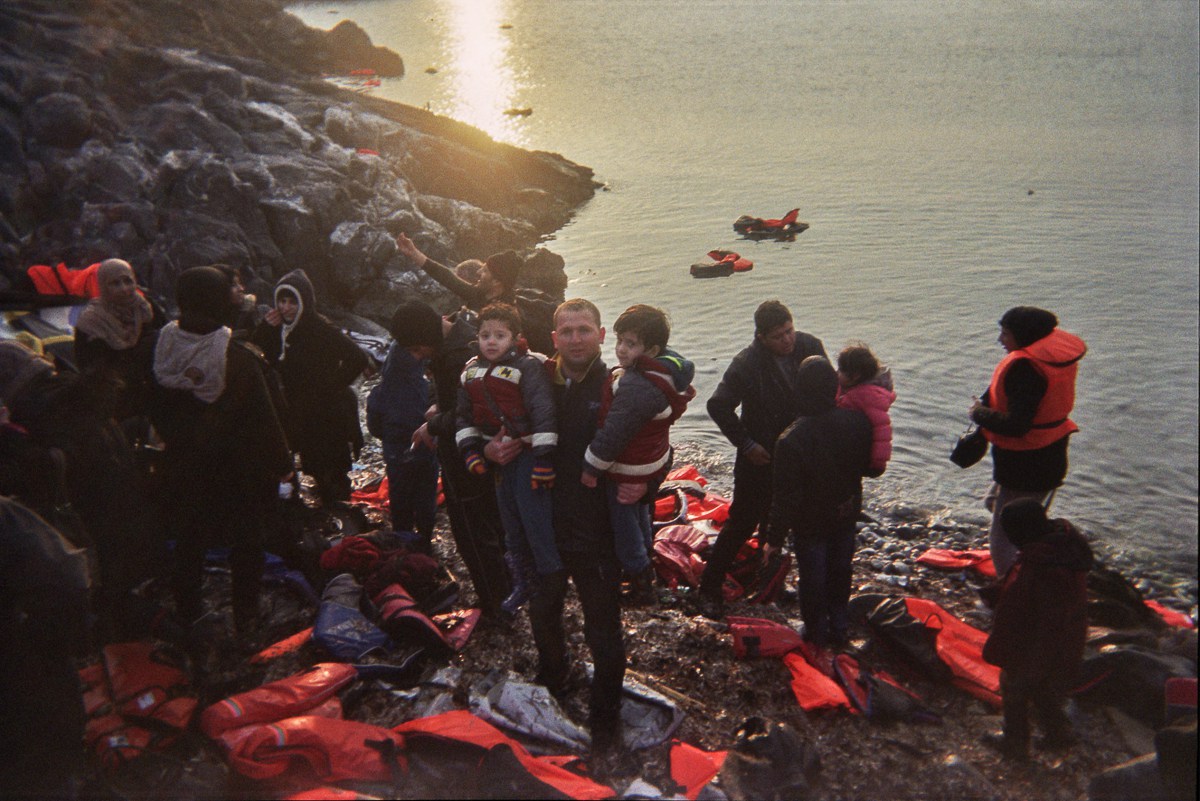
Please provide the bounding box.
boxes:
[443,0,524,145]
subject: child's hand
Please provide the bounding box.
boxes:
[580,472,598,489]
[617,482,647,505]
[264,307,282,326]
[412,423,435,451]
[531,459,555,490]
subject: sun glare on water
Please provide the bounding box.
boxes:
[442,0,525,145]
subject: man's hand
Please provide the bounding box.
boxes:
[395,233,428,268]
[264,307,282,326]
[745,442,772,466]
[580,471,598,488]
[483,428,522,466]
[616,481,647,504]
[412,423,435,451]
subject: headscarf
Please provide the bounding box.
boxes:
[74,259,154,350]
[999,307,1058,349]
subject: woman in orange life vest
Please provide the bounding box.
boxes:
[969,307,1087,576]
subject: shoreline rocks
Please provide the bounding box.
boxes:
[0,0,596,325]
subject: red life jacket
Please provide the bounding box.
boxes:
[27,261,102,297]
[982,328,1086,451]
[591,354,695,482]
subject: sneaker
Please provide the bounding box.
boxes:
[981,730,1029,761]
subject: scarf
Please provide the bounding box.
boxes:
[153,322,232,403]
[275,285,305,362]
[75,261,154,349]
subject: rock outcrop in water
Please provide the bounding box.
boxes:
[0,0,596,323]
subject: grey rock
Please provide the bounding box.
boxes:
[24,91,92,149]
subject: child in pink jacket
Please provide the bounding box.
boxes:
[836,343,895,477]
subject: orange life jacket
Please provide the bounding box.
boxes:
[982,328,1086,451]
[26,262,102,297]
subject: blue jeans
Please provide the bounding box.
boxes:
[606,481,652,574]
[385,446,439,541]
[793,522,857,646]
[496,450,561,575]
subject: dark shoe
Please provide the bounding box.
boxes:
[500,551,536,616]
[625,566,658,607]
[981,730,1029,761]
[1035,731,1078,752]
[693,593,725,621]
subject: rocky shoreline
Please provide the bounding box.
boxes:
[0,0,596,326]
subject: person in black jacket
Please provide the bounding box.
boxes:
[251,269,368,506]
[151,267,293,637]
[414,307,511,620]
[697,301,826,617]
[767,357,872,647]
[485,298,628,765]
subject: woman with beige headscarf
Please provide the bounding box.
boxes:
[72,258,162,420]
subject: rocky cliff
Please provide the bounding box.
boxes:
[0,0,597,324]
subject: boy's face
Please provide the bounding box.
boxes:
[477,318,515,362]
[615,330,658,369]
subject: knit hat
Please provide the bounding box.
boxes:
[999,307,1057,349]
[0,340,52,404]
[999,498,1054,547]
[176,266,232,334]
[484,250,522,291]
[388,301,443,349]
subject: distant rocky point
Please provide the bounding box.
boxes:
[0,0,597,326]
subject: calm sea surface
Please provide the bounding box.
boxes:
[290,1,1199,578]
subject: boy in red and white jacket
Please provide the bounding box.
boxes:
[582,305,695,599]
[455,302,558,616]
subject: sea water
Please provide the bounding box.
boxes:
[289,0,1199,578]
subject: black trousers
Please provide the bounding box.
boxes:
[438,445,510,615]
[699,457,773,598]
[1001,669,1071,744]
[527,550,626,728]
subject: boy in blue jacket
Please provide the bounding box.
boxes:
[367,301,444,551]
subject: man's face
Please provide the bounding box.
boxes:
[553,309,605,373]
[757,320,796,357]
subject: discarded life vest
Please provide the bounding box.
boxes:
[866,596,1001,708]
[652,523,709,588]
[250,626,315,665]
[732,208,810,240]
[313,574,393,661]
[832,652,940,723]
[200,663,359,739]
[79,642,198,775]
[372,582,453,652]
[27,261,102,298]
[916,548,997,579]
[690,250,754,279]
[670,739,728,801]
[728,616,804,659]
[782,651,853,712]
[394,710,614,800]
[221,715,406,782]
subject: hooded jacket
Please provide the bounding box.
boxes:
[982,520,1093,683]
[584,348,696,482]
[767,359,872,547]
[836,366,896,475]
[251,270,367,453]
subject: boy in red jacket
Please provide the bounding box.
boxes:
[982,498,1093,759]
